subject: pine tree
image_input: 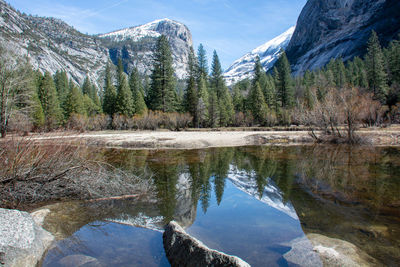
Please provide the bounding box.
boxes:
[184,49,199,126]
[197,76,209,127]
[38,72,63,129]
[208,90,219,128]
[64,85,86,119]
[365,31,389,103]
[115,72,134,116]
[249,82,268,125]
[82,76,92,98]
[148,35,177,112]
[210,51,233,126]
[232,83,244,112]
[102,62,117,115]
[53,70,69,105]
[253,56,268,95]
[197,44,208,80]
[386,38,400,85]
[129,68,147,115]
[275,50,294,108]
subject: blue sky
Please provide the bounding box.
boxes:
[7,0,307,69]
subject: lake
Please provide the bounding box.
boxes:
[41,145,400,266]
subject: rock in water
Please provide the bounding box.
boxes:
[0,208,54,267]
[163,221,250,267]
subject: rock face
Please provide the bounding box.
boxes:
[0,0,193,88]
[0,208,54,267]
[99,18,193,79]
[163,221,250,267]
[224,27,294,86]
[286,0,400,75]
[0,0,109,89]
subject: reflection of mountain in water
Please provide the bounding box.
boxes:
[228,166,298,220]
[105,173,197,231]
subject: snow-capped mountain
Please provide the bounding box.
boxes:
[99,18,193,79]
[223,26,295,86]
[227,166,298,220]
[0,0,193,88]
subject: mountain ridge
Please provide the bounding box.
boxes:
[0,0,193,88]
[223,27,294,86]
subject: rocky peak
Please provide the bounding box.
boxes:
[286,0,400,75]
[223,27,294,86]
[99,18,193,79]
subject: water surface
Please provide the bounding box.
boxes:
[42,145,400,266]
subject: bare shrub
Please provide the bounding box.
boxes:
[7,112,33,134]
[0,136,153,208]
[86,114,111,131]
[132,111,192,130]
[112,114,135,130]
[66,113,88,132]
[300,87,383,144]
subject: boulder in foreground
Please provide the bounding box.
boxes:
[0,208,54,267]
[163,221,250,267]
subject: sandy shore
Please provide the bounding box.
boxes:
[28,126,400,149]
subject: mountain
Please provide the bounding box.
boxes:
[228,166,298,220]
[0,0,193,88]
[0,0,109,88]
[223,27,294,86]
[286,0,400,75]
[98,18,193,79]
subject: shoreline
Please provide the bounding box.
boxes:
[18,126,400,149]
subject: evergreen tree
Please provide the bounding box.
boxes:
[210,51,233,126]
[253,56,268,95]
[53,70,69,105]
[115,73,134,116]
[197,44,208,80]
[365,31,389,103]
[197,76,209,127]
[64,85,86,119]
[82,76,92,98]
[232,83,244,112]
[83,95,101,116]
[264,74,276,108]
[208,90,219,128]
[129,68,147,115]
[249,82,268,125]
[184,49,199,126]
[275,50,294,108]
[38,72,63,128]
[148,35,177,112]
[386,38,400,85]
[102,63,117,115]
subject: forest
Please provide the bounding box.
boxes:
[1,31,399,142]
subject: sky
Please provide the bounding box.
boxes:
[6,0,307,69]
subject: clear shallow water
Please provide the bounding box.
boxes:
[41,145,400,266]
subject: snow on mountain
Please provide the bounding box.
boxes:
[224,26,295,86]
[100,18,171,42]
[227,166,298,220]
[99,18,193,79]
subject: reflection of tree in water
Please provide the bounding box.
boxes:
[211,148,234,205]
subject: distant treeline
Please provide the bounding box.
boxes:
[1,31,399,137]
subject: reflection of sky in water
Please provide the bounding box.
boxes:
[187,179,305,267]
[42,222,169,267]
[43,175,306,267]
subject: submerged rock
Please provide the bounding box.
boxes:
[163,221,250,267]
[283,236,323,267]
[58,254,103,267]
[284,233,381,267]
[307,233,380,266]
[0,208,54,267]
